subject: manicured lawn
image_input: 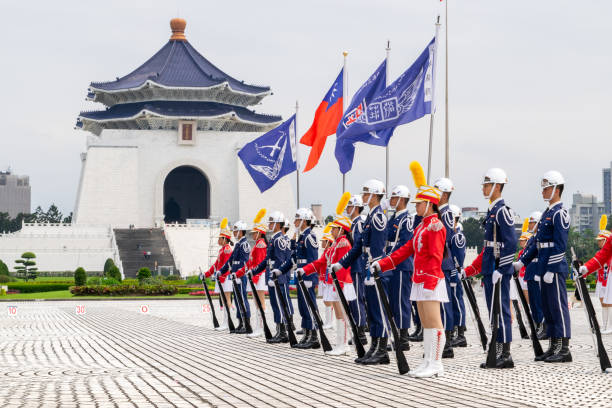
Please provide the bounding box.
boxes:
[0,290,197,300]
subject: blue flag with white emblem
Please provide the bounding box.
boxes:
[238,115,297,193]
[335,38,435,149]
[334,60,394,174]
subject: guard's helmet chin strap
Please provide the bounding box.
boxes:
[543,186,556,202]
[484,183,497,200]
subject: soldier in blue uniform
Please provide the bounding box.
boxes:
[276,208,320,349]
[463,168,517,369]
[252,211,293,343]
[219,220,251,333]
[448,205,467,347]
[434,177,457,358]
[385,185,416,351]
[345,195,369,346]
[523,211,546,339]
[333,179,390,365]
[514,171,571,363]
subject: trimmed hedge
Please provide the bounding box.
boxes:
[7,283,73,293]
[70,284,178,296]
[74,267,87,286]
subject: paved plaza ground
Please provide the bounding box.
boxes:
[1,293,611,408]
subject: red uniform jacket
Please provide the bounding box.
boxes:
[517,248,526,279]
[303,235,352,288]
[585,235,612,286]
[205,244,232,282]
[237,238,267,283]
[379,214,446,291]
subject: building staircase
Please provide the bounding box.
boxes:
[113,228,176,278]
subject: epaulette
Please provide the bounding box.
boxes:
[256,240,267,249]
[427,218,444,232]
[336,236,349,248]
[223,246,232,254]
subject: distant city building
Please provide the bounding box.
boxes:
[0,169,31,217]
[461,207,487,220]
[603,162,611,215]
[310,204,322,224]
[569,192,605,234]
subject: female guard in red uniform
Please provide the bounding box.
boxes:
[318,224,335,329]
[373,161,447,378]
[204,224,234,331]
[299,216,356,356]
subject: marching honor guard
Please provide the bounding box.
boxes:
[523,211,546,339]
[385,185,417,351]
[277,208,320,349]
[239,210,268,338]
[345,195,368,345]
[577,215,612,333]
[333,180,390,365]
[251,211,293,343]
[434,177,457,358]
[514,171,572,363]
[463,168,517,369]
[373,161,447,378]
[299,215,356,355]
[204,222,234,331]
[448,205,467,347]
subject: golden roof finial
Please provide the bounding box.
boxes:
[170,18,187,41]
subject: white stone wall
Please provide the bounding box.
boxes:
[163,224,215,277]
[74,129,296,228]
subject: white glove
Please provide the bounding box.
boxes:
[296,268,305,277]
[534,275,541,282]
[271,268,282,277]
[460,269,467,280]
[579,265,588,278]
[246,269,253,278]
[492,270,502,285]
[213,270,221,279]
[234,277,241,284]
[543,271,554,284]
[198,273,204,281]
[304,281,313,288]
[267,279,275,287]
[230,272,237,280]
[331,263,342,273]
[364,276,376,286]
[371,261,382,273]
[513,261,524,272]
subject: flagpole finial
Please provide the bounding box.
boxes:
[343,51,348,57]
[386,40,390,50]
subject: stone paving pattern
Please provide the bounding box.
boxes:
[1,292,611,407]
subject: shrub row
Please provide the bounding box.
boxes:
[69,284,178,296]
[7,283,73,293]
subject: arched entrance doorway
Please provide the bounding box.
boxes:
[163,166,210,223]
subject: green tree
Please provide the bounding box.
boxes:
[107,265,122,282]
[14,252,37,281]
[324,215,334,224]
[462,217,485,252]
[567,227,599,264]
[45,204,63,223]
[32,206,46,223]
[74,267,87,286]
[0,259,9,276]
[103,258,115,275]
[63,212,73,224]
[137,267,152,284]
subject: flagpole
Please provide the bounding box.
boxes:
[295,100,300,208]
[342,51,348,193]
[427,16,441,184]
[445,0,450,178]
[385,40,391,196]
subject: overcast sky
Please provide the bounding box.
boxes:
[1,0,611,220]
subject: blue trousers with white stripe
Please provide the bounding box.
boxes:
[483,273,512,343]
[269,282,293,324]
[441,270,455,331]
[389,268,412,329]
[234,279,251,319]
[297,279,317,330]
[451,280,466,327]
[542,273,571,338]
[349,270,367,327]
[526,279,544,324]
[365,274,391,338]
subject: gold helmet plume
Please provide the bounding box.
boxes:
[600,214,608,231]
[409,161,427,188]
[336,192,351,215]
[253,208,266,224]
[521,218,529,233]
[409,161,441,205]
[220,217,228,229]
[323,222,333,234]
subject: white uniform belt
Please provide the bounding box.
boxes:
[297,259,307,263]
[537,242,554,249]
[484,241,504,248]
[533,258,538,263]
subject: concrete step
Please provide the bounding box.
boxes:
[113,228,176,278]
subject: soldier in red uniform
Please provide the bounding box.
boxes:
[204,227,234,331]
[239,220,268,338]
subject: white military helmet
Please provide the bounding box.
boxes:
[481,168,508,185]
[434,178,454,193]
[541,171,565,188]
[268,211,286,224]
[294,208,312,221]
[390,185,411,199]
[347,194,364,208]
[529,211,543,224]
[361,179,386,195]
[449,204,462,219]
[232,220,248,231]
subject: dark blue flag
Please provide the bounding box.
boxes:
[335,38,435,170]
[334,60,394,174]
[238,115,297,193]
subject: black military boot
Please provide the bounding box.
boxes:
[306,330,321,349]
[537,322,549,340]
[267,324,282,344]
[409,324,423,342]
[355,337,378,364]
[495,343,514,368]
[278,324,289,343]
[451,326,468,347]
[231,318,243,334]
[362,337,390,365]
[535,338,557,361]
[398,329,410,351]
[290,316,296,332]
[480,343,502,368]
[295,329,310,347]
[236,318,249,334]
[545,337,572,363]
[442,330,454,358]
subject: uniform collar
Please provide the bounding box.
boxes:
[370,204,381,213]
[423,213,438,223]
[238,236,247,244]
[272,231,282,239]
[489,197,503,210]
[395,208,408,216]
[548,201,563,210]
[438,203,449,210]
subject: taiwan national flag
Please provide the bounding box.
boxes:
[334,38,435,150]
[334,60,394,174]
[238,115,297,193]
[300,69,343,172]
